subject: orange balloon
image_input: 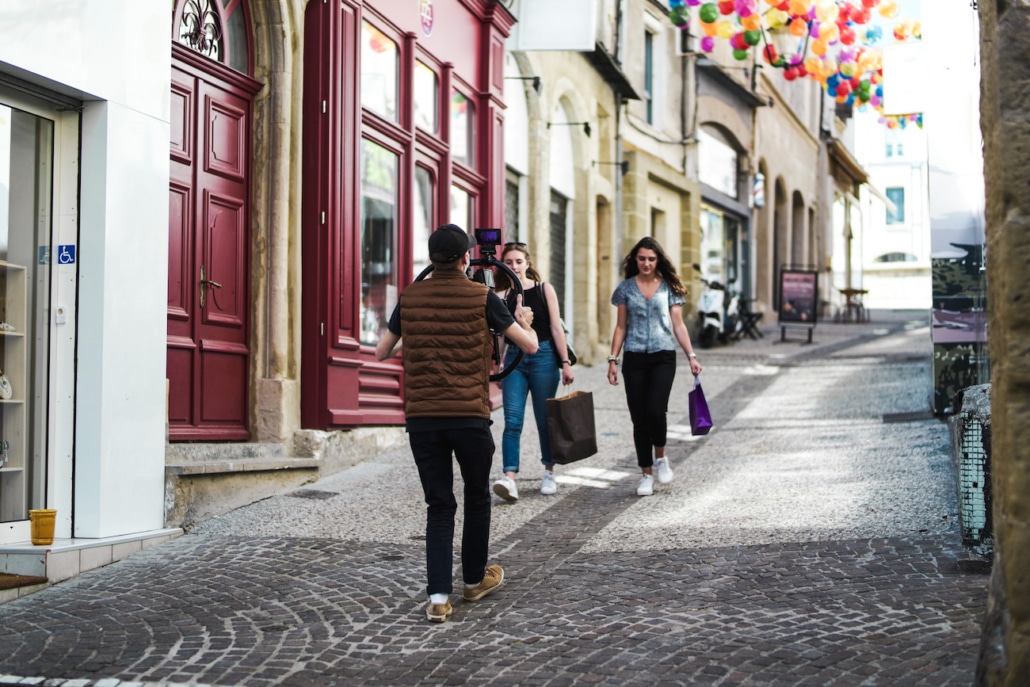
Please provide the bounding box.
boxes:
[741,14,762,31]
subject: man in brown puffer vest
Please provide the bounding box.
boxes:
[376,224,538,623]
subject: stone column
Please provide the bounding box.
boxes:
[977,1,1030,684]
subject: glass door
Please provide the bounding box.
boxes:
[0,88,75,544]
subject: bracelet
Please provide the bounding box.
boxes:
[689,353,697,358]
[607,355,621,364]
[562,360,571,365]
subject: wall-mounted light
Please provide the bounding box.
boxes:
[548,121,591,137]
[594,160,628,175]
[505,75,542,94]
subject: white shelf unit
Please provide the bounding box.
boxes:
[0,260,27,523]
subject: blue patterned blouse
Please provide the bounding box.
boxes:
[611,278,685,353]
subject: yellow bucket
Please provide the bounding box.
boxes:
[29,509,57,545]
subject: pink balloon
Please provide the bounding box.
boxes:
[701,36,716,52]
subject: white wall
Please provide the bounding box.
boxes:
[0,1,171,537]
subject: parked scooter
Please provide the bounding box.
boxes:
[694,264,726,349]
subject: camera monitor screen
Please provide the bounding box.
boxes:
[475,228,501,245]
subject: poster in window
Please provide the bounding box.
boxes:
[779,270,818,325]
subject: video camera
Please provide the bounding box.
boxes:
[471,228,503,287]
[474,228,502,257]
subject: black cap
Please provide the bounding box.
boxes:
[428,224,476,263]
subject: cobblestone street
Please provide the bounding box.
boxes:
[0,313,988,686]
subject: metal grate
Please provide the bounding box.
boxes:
[956,410,992,546]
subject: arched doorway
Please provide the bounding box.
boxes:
[168,0,261,440]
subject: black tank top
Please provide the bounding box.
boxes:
[505,283,553,344]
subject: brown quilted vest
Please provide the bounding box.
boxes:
[399,268,493,419]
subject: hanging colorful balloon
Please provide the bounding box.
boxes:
[669,0,921,126]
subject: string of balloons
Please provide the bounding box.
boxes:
[669,0,922,125]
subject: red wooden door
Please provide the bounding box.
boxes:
[168,52,255,441]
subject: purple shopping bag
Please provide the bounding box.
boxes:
[689,374,713,436]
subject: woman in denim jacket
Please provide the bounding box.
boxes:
[608,237,702,496]
[492,242,575,502]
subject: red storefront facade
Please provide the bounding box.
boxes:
[300,0,513,430]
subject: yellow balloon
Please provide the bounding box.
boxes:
[880,0,899,18]
[805,56,822,74]
[840,61,856,77]
[768,9,789,29]
[912,21,922,38]
[717,20,735,39]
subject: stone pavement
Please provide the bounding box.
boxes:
[0,311,988,686]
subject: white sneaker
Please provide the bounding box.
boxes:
[540,470,557,495]
[655,458,674,484]
[636,474,654,496]
[493,477,519,502]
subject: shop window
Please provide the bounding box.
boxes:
[0,101,56,522]
[886,187,905,224]
[451,89,474,168]
[413,61,438,133]
[450,185,472,230]
[699,205,724,282]
[361,21,399,123]
[359,140,399,345]
[413,165,434,278]
[698,128,739,199]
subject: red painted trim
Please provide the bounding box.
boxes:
[172,44,260,96]
[301,0,508,429]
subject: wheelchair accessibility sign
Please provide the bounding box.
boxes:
[37,246,76,265]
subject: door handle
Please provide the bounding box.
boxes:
[199,265,222,308]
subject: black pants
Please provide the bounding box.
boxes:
[622,350,677,468]
[408,426,494,596]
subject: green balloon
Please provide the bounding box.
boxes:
[733,48,749,61]
[699,3,718,24]
[671,6,689,27]
[744,30,761,46]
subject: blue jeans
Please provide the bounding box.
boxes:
[502,341,560,473]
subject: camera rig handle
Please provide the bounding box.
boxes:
[412,253,524,382]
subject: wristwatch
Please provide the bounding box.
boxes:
[607,355,621,364]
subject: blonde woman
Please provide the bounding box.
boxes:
[492,242,575,501]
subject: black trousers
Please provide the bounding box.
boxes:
[622,350,677,468]
[408,426,494,596]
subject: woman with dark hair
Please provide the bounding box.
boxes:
[493,242,575,502]
[608,236,702,496]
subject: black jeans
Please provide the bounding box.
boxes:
[622,350,677,468]
[408,426,494,596]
